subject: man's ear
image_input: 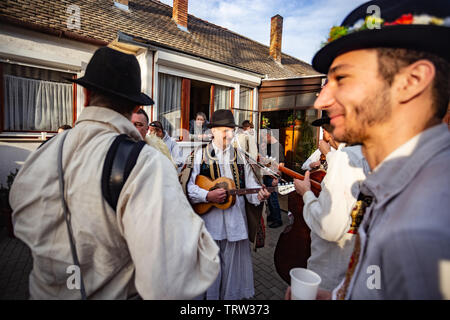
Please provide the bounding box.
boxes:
[394,59,435,104]
[83,88,91,107]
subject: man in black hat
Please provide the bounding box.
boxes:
[301,111,338,171]
[10,47,220,299]
[303,0,449,299]
[186,109,270,300]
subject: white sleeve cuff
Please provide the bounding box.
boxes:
[302,190,316,204]
[199,188,209,203]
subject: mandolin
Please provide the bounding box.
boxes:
[193,175,295,215]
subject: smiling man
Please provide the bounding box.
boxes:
[310,0,450,299]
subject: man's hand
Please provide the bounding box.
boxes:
[294,171,311,196]
[309,161,320,169]
[207,188,227,203]
[257,185,271,201]
[318,139,331,155]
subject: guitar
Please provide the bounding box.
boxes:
[193,175,295,215]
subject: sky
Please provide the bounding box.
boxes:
[159,0,369,64]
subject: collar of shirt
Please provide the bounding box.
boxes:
[361,123,450,204]
[75,106,142,141]
[211,141,234,165]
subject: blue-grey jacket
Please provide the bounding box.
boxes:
[344,124,450,299]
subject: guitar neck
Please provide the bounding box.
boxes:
[230,186,277,196]
[278,164,322,193]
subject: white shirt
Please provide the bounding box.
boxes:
[162,131,183,167]
[302,144,370,290]
[301,147,336,171]
[10,106,220,299]
[187,141,261,241]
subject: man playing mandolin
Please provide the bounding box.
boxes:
[186,109,271,300]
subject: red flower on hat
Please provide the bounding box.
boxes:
[384,13,413,26]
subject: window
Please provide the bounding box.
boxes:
[2,63,75,132]
[158,73,182,136]
[262,92,318,111]
[214,84,232,111]
[233,86,257,129]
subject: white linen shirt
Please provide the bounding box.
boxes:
[10,106,220,300]
[187,142,261,242]
[302,144,370,290]
[162,132,183,168]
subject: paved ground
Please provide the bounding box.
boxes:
[0,195,289,300]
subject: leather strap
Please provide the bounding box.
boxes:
[102,134,146,211]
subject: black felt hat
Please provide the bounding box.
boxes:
[311,111,331,127]
[207,109,240,128]
[312,0,450,74]
[70,47,154,106]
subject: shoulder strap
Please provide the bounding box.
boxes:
[101,134,146,212]
[57,130,87,299]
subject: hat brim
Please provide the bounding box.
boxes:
[207,124,241,129]
[312,25,450,74]
[69,77,154,106]
[311,118,330,127]
[207,118,240,128]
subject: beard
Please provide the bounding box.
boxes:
[340,83,392,145]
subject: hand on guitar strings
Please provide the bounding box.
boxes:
[294,171,312,196]
[206,188,227,204]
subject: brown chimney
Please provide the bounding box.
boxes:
[270,14,283,63]
[173,0,188,31]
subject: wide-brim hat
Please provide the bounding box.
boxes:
[312,0,450,74]
[207,109,240,128]
[70,47,154,106]
[311,111,331,127]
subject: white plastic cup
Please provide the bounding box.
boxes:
[40,132,47,140]
[290,268,321,300]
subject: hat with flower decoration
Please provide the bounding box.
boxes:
[312,0,450,73]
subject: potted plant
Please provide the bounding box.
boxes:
[0,168,19,238]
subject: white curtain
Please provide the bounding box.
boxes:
[4,75,73,131]
[239,86,252,110]
[158,73,182,136]
[214,85,231,110]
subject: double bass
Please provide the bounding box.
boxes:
[273,162,326,285]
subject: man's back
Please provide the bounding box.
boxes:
[10,106,219,299]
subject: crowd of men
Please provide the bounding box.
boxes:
[8,0,450,300]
